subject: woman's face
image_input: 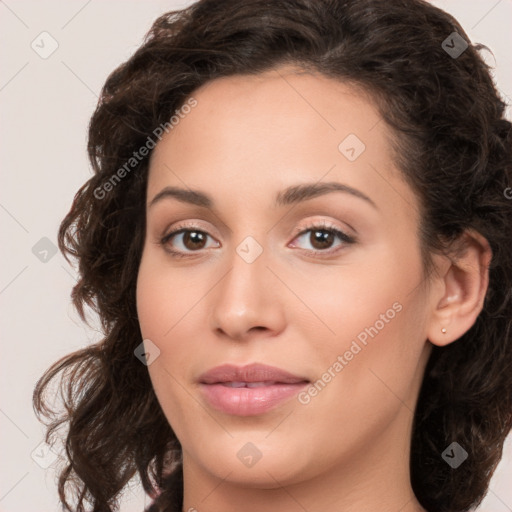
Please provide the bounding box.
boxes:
[136,66,436,491]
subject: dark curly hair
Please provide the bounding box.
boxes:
[33,0,512,511]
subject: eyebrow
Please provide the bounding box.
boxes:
[148,182,377,210]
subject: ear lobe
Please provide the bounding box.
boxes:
[427,230,492,347]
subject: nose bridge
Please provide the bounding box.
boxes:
[227,236,267,299]
[210,233,284,340]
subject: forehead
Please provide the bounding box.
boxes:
[151,66,387,164]
[147,65,417,221]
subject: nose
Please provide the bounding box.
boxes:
[209,240,286,342]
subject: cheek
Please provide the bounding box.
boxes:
[291,241,423,352]
[136,249,202,346]
[294,242,427,405]
[135,251,213,433]
[286,278,427,472]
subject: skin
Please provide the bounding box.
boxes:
[136,64,491,512]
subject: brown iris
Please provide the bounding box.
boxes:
[309,229,334,250]
[182,230,207,250]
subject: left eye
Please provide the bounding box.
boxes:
[290,226,355,253]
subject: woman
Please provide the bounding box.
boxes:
[33,0,512,511]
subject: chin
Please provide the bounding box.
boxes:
[183,432,312,486]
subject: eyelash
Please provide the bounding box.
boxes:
[159,220,356,259]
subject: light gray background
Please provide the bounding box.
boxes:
[1,1,511,511]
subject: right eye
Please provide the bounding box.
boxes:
[160,225,220,258]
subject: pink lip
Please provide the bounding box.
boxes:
[198,363,309,416]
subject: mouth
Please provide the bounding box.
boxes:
[198,363,310,416]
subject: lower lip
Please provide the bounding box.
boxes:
[199,382,308,416]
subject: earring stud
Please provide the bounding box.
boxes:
[441,327,447,334]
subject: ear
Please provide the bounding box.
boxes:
[427,229,492,347]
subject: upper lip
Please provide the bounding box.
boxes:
[199,363,309,384]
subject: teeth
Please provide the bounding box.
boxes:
[223,381,277,388]
[225,381,247,388]
[246,381,272,388]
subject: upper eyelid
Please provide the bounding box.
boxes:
[165,219,347,235]
[163,220,352,246]
[292,219,345,235]
[163,220,218,239]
